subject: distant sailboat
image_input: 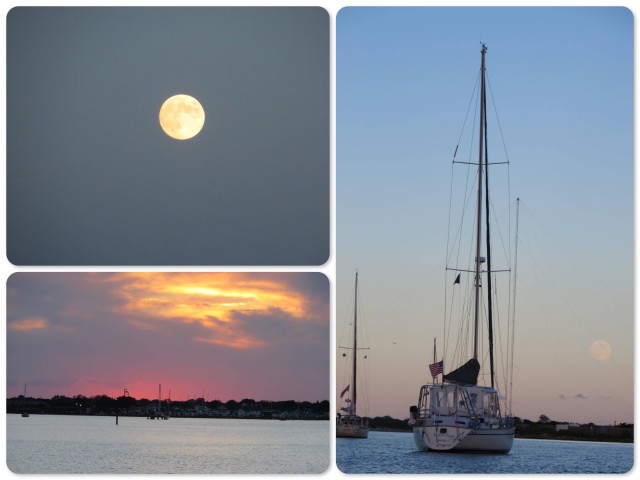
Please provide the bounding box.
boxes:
[148,384,169,420]
[21,384,29,418]
[409,45,516,453]
[336,272,369,439]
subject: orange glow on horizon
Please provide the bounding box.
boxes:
[60,378,202,403]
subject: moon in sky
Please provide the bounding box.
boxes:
[590,340,612,361]
[159,94,205,140]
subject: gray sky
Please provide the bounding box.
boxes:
[7,7,329,265]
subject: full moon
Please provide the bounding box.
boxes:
[590,340,612,361]
[159,94,205,140]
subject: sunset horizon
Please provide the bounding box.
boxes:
[7,272,329,405]
[7,384,330,405]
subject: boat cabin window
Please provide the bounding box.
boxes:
[430,386,456,415]
[419,388,429,414]
[483,392,498,417]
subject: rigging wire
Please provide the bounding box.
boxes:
[442,59,514,418]
[486,67,514,415]
[452,69,482,162]
[509,198,520,415]
[338,273,372,416]
[486,72,511,165]
[444,69,481,365]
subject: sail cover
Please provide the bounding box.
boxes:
[443,358,480,386]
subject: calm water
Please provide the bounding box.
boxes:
[337,430,634,474]
[7,414,329,474]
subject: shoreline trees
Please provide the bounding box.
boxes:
[7,393,329,420]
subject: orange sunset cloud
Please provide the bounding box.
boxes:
[97,273,309,349]
[8,316,49,332]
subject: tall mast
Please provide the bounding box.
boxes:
[482,43,496,389]
[473,44,487,360]
[352,271,358,415]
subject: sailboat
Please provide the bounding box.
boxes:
[148,384,169,420]
[336,272,369,439]
[409,44,516,453]
[21,384,29,418]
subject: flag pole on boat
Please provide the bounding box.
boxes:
[432,338,437,384]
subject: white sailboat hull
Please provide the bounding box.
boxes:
[336,415,369,439]
[336,423,369,439]
[413,425,514,453]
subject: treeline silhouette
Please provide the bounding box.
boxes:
[7,394,330,420]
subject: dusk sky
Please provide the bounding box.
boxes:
[337,7,633,425]
[7,272,329,402]
[6,7,329,265]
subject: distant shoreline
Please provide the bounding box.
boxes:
[513,434,632,444]
[8,412,328,421]
[8,395,330,421]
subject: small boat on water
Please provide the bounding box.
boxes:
[148,384,169,420]
[21,384,29,418]
[409,44,516,453]
[336,272,369,439]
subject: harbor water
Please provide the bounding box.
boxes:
[7,414,329,474]
[337,430,633,474]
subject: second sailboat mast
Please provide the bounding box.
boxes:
[352,272,358,416]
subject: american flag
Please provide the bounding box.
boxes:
[429,360,443,377]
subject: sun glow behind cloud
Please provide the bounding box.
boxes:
[102,273,308,349]
[7,272,328,401]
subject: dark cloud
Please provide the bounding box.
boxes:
[559,393,588,400]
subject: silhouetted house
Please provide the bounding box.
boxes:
[556,423,580,431]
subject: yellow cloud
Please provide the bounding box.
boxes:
[101,273,308,349]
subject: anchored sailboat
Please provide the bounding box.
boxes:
[148,384,169,420]
[409,44,516,453]
[21,384,29,418]
[337,272,369,439]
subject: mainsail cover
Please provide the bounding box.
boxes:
[443,358,480,385]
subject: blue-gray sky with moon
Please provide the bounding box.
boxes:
[7,7,329,265]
